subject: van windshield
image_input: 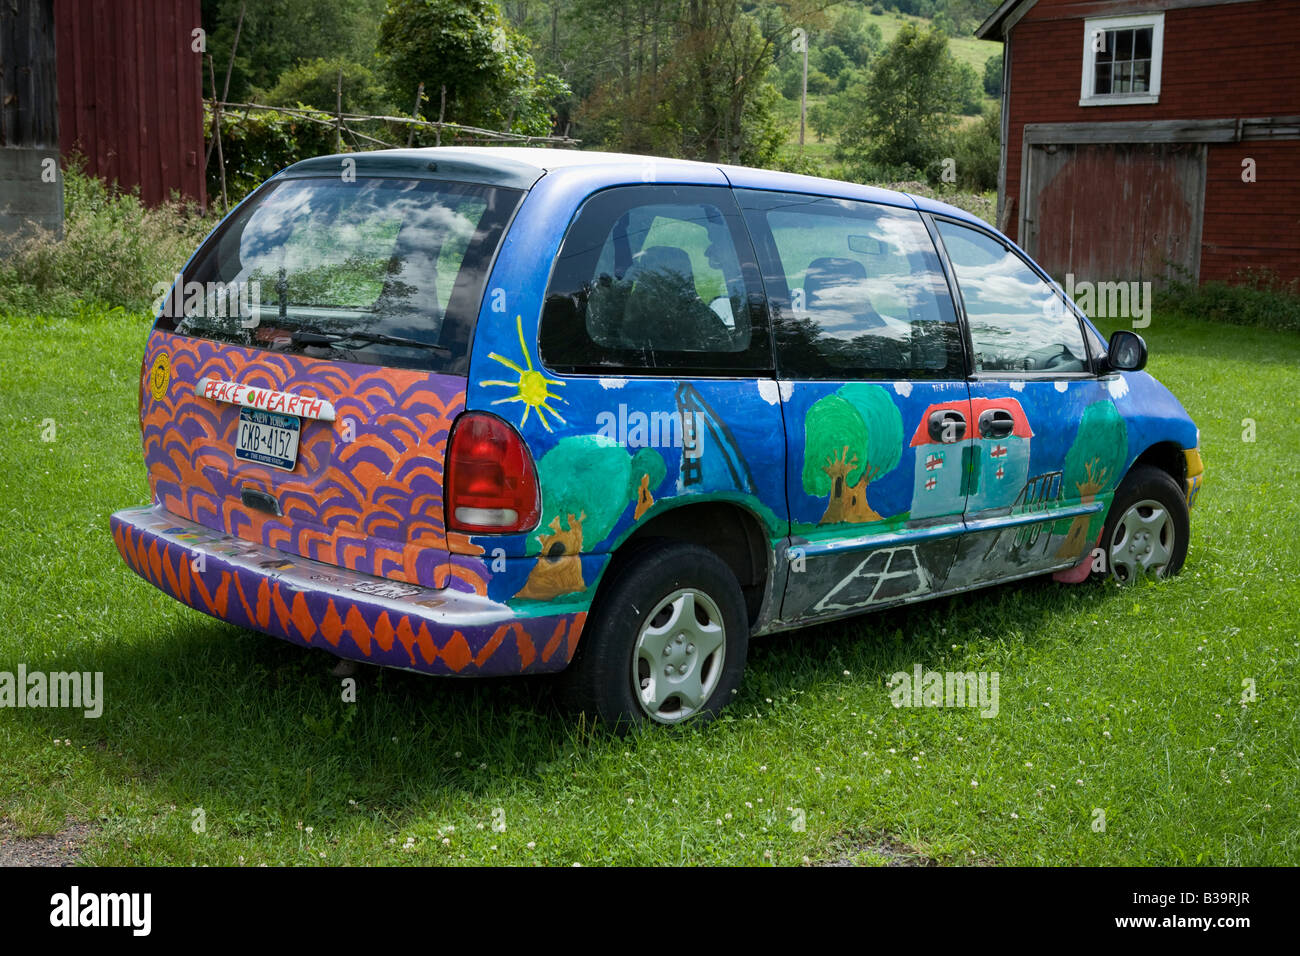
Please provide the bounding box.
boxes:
[157,176,522,374]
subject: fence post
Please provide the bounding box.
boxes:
[436,85,446,148]
[206,55,228,214]
[406,82,424,148]
[335,69,343,153]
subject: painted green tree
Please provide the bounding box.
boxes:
[531,436,666,552]
[802,383,903,524]
[1055,400,1129,558]
[517,436,667,600]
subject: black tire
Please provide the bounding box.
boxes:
[1099,464,1190,584]
[559,539,749,731]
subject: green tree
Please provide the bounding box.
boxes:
[838,22,966,176]
[531,436,667,554]
[567,0,822,164]
[954,61,984,115]
[200,0,388,103]
[379,0,566,134]
[825,5,882,66]
[983,52,1003,97]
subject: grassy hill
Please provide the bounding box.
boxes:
[865,9,1002,72]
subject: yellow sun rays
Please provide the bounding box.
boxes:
[479,314,567,432]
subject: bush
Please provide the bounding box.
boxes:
[0,160,216,317]
[206,104,339,205]
[984,53,1003,97]
[260,56,397,117]
[936,103,999,192]
[1158,270,1300,332]
[875,179,996,225]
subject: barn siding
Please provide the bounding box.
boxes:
[1200,140,1300,282]
[999,0,1300,282]
[54,0,206,207]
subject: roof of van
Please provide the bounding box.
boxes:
[278,146,988,228]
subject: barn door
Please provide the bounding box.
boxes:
[1024,142,1206,285]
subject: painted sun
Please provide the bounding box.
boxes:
[480,314,567,431]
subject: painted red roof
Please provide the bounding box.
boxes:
[909,397,1032,446]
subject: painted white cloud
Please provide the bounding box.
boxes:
[893,381,913,397]
[1107,376,1130,400]
[758,379,794,403]
[1008,380,1025,392]
[598,378,627,390]
[1054,381,1068,393]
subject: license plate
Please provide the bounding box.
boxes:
[235,406,300,471]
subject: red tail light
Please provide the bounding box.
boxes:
[445,412,540,534]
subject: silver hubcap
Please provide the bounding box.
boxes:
[632,588,726,724]
[1109,498,1175,583]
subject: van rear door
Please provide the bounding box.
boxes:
[140,173,523,591]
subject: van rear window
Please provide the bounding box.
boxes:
[156,177,522,374]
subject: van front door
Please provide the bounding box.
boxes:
[736,189,971,626]
[933,218,1117,589]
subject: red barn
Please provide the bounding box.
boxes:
[1,0,205,242]
[977,0,1300,285]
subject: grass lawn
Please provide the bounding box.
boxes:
[0,306,1295,865]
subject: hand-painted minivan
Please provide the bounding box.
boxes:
[112,147,1203,727]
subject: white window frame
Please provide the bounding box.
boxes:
[1079,12,1164,107]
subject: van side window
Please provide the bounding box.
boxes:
[935,220,1089,374]
[736,189,962,380]
[540,185,771,374]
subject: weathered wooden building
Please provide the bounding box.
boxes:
[1,0,205,241]
[0,0,61,239]
[977,0,1300,285]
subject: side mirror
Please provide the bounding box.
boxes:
[1106,329,1148,372]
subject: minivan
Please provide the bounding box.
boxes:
[111,147,1204,727]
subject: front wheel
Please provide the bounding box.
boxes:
[1100,465,1190,584]
[559,540,749,730]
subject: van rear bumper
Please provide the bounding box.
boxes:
[109,505,586,676]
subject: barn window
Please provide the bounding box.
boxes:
[1080,13,1164,106]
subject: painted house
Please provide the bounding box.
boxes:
[909,398,1033,518]
[977,0,1300,285]
[965,399,1034,511]
[908,400,966,519]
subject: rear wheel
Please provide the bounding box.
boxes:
[560,540,749,730]
[1101,465,1189,584]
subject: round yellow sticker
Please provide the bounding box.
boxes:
[148,353,170,401]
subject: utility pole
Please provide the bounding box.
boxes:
[795,27,809,150]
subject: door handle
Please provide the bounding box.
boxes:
[928,409,967,443]
[240,486,281,516]
[979,409,1016,439]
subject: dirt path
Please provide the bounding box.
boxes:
[0,818,92,866]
